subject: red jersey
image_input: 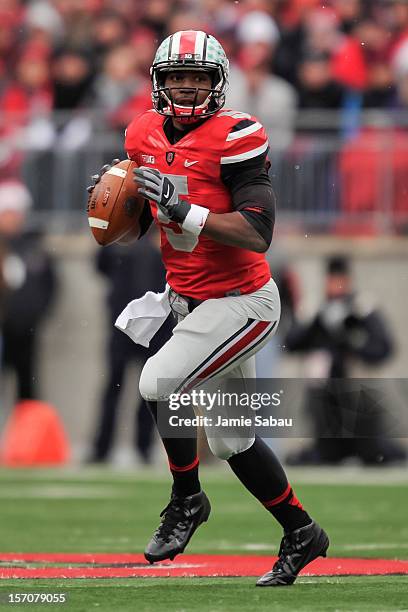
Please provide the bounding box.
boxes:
[125,109,271,300]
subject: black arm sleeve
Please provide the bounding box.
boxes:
[138,199,154,239]
[221,152,276,248]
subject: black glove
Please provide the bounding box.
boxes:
[133,166,190,223]
[87,158,120,194]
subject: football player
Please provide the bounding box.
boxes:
[90,30,329,587]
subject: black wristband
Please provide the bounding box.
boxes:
[170,199,191,224]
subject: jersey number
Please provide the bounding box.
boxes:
[158,174,198,252]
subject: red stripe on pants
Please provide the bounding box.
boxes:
[190,321,271,387]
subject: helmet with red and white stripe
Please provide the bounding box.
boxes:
[151,30,229,122]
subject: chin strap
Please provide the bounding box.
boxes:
[163,91,212,122]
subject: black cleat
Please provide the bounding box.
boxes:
[256,521,329,587]
[144,490,211,564]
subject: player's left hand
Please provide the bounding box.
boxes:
[87,158,121,194]
[133,167,190,223]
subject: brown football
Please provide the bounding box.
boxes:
[87,159,145,246]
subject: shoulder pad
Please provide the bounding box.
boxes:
[217,110,269,166]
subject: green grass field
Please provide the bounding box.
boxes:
[0,466,407,611]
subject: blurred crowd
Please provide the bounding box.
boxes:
[2,0,408,131]
[1,0,408,230]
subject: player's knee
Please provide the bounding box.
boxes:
[139,356,177,401]
[206,436,255,461]
[139,357,160,401]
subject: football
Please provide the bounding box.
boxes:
[87,159,145,246]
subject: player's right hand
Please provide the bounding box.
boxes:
[86,158,120,194]
[134,166,190,223]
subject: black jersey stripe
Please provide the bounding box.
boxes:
[230,119,256,132]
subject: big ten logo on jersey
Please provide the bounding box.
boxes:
[157,174,198,253]
[141,154,155,164]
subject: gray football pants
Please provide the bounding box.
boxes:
[139,278,281,460]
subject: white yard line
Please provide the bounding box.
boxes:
[0,465,407,485]
[338,543,408,551]
[203,541,408,553]
[0,485,126,499]
[286,466,408,485]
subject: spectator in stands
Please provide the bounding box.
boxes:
[305,8,367,91]
[362,62,396,109]
[380,0,408,56]
[275,5,367,91]
[167,9,210,38]
[227,10,297,149]
[102,0,140,27]
[1,48,52,130]
[284,50,344,224]
[0,46,54,174]
[332,0,363,34]
[0,6,22,74]
[0,180,57,401]
[24,0,65,51]
[199,0,238,36]
[92,43,151,129]
[130,27,157,76]
[285,254,406,465]
[91,10,131,60]
[51,47,94,111]
[352,18,396,108]
[140,0,175,41]
[339,44,408,233]
[52,0,100,50]
[297,50,346,112]
[278,0,322,31]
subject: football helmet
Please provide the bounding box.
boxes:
[151,30,229,122]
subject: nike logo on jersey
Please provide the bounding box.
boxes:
[184,160,199,167]
[164,184,170,198]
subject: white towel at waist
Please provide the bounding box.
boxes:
[114,286,171,347]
